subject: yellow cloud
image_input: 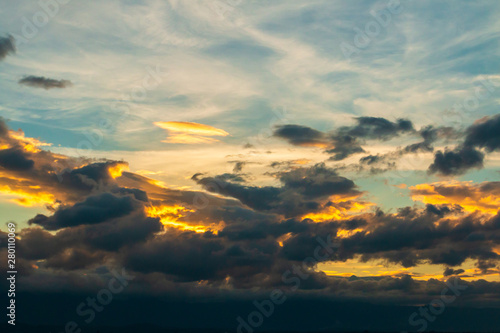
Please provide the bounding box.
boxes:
[145,204,224,233]
[10,130,52,153]
[108,162,129,179]
[410,181,500,215]
[154,121,229,144]
[302,194,374,222]
[0,185,55,207]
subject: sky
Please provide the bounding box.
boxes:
[1,0,500,331]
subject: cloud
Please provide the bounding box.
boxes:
[2,1,500,329]
[231,160,246,172]
[2,118,500,323]
[29,192,139,230]
[428,146,484,176]
[338,207,500,268]
[464,114,500,152]
[274,117,414,161]
[0,35,15,61]
[443,267,465,276]
[0,147,35,170]
[154,121,229,144]
[18,76,73,89]
[429,114,500,175]
[194,163,360,217]
[410,181,500,215]
[273,124,328,147]
[338,117,414,140]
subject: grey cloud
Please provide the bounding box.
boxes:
[19,75,73,89]
[0,35,15,61]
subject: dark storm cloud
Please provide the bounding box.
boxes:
[464,114,500,152]
[425,203,461,217]
[44,248,106,271]
[328,117,414,161]
[112,187,149,202]
[195,174,283,211]
[355,125,460,174]
[18,76,73,89]
[278,163,357,198]
[194,163,359,217]
[273,117,414,161]
[0,147,35,170]
[272,116,492,177]
[428,146,484,175]
[3,116,500,326]
[326,134,365,161]
[443,267,465,276]
[0,35,15,61]
[29,192,139,230]
[476,259,498,273]
[338,117,414,140]
[273,124,327,146]
[57,161,126,191]
[0,118,135,207]
[336,207,500,267]
[123,231,271,282]
[402,125,440,153]
[14,201,500,297]
[17,203,162,272]
[429,114,500,175]
[17,227,64,261]
[47,210,161,253]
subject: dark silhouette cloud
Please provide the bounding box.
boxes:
[326,134,365,161]
[194,163,359,217]
[464,114,500,152]
[2,116,500,331]
[19,75,73,89]
[274,117,414,161]
[29,193,138,230]
[428,146,484,175]
[0,147,35,170]
[429,114,500,175]
[338,117,414,140]
[0,35,15,60]
[273,124,327,146]
[443,267,465,276]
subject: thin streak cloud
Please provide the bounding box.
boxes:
[155,121,229,144]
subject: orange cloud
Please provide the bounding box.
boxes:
[10,130,52,153]
[0,185,55,207]
[145,204,224,233]
[108,162,129,179]
[154,121,229,144]
[410,181,500,215]
[302,194,373,222]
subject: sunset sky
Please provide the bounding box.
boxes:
[1,1,500,331]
